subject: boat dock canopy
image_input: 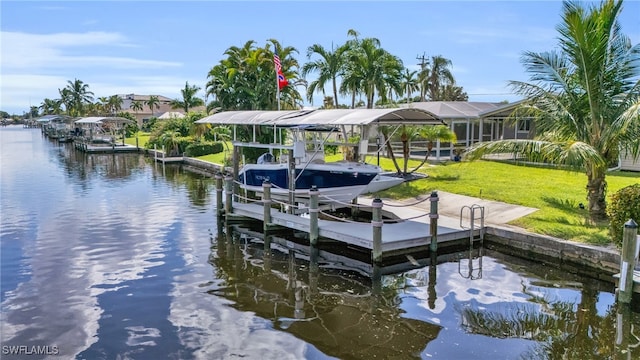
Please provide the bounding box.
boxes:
[195,108,445,127]
[74,117,134,125]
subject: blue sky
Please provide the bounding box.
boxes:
[1,0,639,115]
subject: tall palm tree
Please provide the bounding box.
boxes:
[401,69,419,104]
[418,55,455,101]
[64,78,94,116]
[58,88,73,115]
[465,0,640,221]
[39,98,62,115]
[107,95,123,116]
[301,43,345,108]
[130,100,143,115]
[97,96,110,115]
[146,95,160,117]
[171,81,205,113]
[342,36,403,108]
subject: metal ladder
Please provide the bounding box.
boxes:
[458,204,485,280]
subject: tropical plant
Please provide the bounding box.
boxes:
[146,95,160,117]
[171,81,204,113]
[417,55,455,101]
[63,78,94,116]
[107,95,123,116]
[39,98,62,115]
[130,100,144,116]
[301,43,345,108]
[464,0,640,222]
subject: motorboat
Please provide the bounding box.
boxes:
[238,154,382,205]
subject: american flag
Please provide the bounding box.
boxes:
[273,49,282,72]
[274,48,287,90]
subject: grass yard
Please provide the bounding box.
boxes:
[125,132,151,148]
[368,158,639,245]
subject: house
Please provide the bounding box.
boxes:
[118,94,176,127]
[399,101,534,160]
[620,150,640,172]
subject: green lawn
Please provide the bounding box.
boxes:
[365,157,639,245]
[125,132,150,148]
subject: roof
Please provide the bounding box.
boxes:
[157,111,186,119]
[36,114,70,122]
[400,101,522,119]
[195,108,444,127]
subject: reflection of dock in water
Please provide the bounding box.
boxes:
[212,225,445,359]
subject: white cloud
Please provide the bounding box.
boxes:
[0,31,184,113]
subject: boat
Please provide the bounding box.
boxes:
[239,155,383,204]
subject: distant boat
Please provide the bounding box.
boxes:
[238,159,382,205]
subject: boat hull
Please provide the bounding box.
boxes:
[238,161,381,204]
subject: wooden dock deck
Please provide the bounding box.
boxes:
[226,200,481,257]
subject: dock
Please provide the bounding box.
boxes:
[227,200,481,256]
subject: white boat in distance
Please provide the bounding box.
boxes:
[238,159,383,205]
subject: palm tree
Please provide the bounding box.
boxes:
[171,81,205,113]
[64,79,94,116]
[97,97,110,115]
[39,98,62,115]
[418,55,455,101]
[130,100,143,115]
[146,95,160,117]
[301,43,345,108]
[342,35,403,108]
[465,0,640,221]
[107,95,123,116]
[401,69,419,104]
[408,125,458,173]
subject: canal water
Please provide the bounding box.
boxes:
[1,125,639,359]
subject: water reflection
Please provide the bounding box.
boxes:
[211,226,442,359]
[214,224,640,360]
[2,126,640,360]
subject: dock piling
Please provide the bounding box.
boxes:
[618,219,638,303]
[429,191,439,252]
[224,174,233,215]
[263,179,272,232]
[309,186,319,246]
[215,172,223,216]
[372,198,383,263]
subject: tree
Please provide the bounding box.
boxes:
[107,95,123,116]
[146,95,160,117]
[417,55,455,101]
[342,34,404,109]
[171,81,204,113]
[39,98,62,115]
[63,78,94,116]
[130,100,144,115]
[301,43,345,108]
[465,0,640,222]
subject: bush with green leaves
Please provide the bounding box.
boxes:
[184,141,224,157]
[607,183,640,247]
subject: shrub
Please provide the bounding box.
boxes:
[184,141,224,157]
[607,183,640,247]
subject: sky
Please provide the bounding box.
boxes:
[1,0,639,115]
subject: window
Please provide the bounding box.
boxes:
[518,119,531,132]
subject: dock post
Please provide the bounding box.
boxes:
[215,172,223,217]
[309,186,319,246]
[618,219,638,303]
[429,191,439,252]
[263,179,272,232]
[371,198,383,263]
[224,174,233,215]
